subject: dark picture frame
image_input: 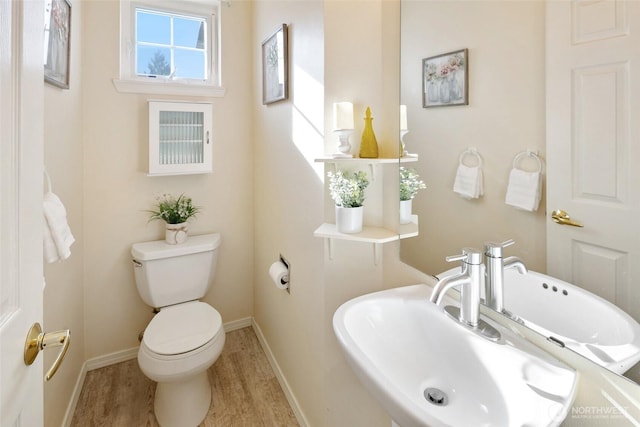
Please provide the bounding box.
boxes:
[262,24,289,105]
[44,0,72,89]
[422,48,468,108]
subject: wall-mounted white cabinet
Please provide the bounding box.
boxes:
[148,101,213,176]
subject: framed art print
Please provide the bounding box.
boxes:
[44,0,72,89]
[262,24,288,105]
[423,48,468,108]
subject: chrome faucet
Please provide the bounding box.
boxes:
[484,239,528,313]
[430,248,484,328]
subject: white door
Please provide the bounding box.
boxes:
[0,0,45,425]
[546,0,640,323]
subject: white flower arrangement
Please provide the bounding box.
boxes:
[327,170,369,208]
[148,193,201,224]
[400,167,426,201]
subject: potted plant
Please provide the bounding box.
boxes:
[328,169,369,233]
[148,193,201,244]
[399,167,426,224]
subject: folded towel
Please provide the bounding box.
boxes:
[453,164,484,199]
[43,218,60,263]
[43,191,75,262]
[505,168,542,211]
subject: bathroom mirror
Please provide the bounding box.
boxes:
[398,0,640,387]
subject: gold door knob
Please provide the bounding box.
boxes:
[551,210,583,227]
[24,323,71,381]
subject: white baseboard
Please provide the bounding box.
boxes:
[61,361,86,427]
[251,319,309,427]
[60,317,257,426]
[223,316,252,332]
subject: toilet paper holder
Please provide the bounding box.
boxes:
[281,254,290,294]
[269,254,291,294]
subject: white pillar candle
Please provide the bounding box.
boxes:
[400,104,408,131]
[333,102,354,130]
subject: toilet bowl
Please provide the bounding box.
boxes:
[131,233,225,427]
[139,301,225,426]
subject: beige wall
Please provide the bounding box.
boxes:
[251,1,326,425]
[43,0,85,425]
[399,0,547,275]
[252,1,426,426]
[80,0,254,361]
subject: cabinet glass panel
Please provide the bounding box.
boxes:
[158,111,205,165]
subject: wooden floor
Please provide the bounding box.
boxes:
[70,327,300,427]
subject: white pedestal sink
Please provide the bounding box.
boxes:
[501,269,640,374]
[438,266,640,374]
[333,284,577,427]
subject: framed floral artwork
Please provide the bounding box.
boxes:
[262,24,289,105]
[422,48,468,108]
[44,0,72,89]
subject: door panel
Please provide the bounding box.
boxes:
[546,0,640,323]
[0,0,45,425]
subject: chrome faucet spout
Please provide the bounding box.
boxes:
[503,256,528,275]
[430,248,483,328]
[429,274,470,305]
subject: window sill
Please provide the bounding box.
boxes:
[112,79,226,97]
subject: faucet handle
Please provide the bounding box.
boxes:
[484,239,515,257]
[445,248,483,265]
[445,253,468,263]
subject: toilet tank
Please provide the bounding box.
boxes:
[131,233,221,308]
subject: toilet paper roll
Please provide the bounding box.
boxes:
[269,261,289,290]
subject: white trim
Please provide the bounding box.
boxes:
[60,363,87,427]
[85,347,140,372]
[223,316,252,332]
[112,78,226,97]
[117,0,223,95]
[251,319,310,427]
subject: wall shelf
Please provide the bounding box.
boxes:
[314,156,418,164]
[314,156,420,265]
[314,219,419,265]
[315,156,417,180]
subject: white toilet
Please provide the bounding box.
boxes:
[131,233,225,427]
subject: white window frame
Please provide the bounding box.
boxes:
[114,0,225,97]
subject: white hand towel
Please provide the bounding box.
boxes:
[43,217,60,263]
[43,191,75,262]
[453,164,484,199]
[505,168,542,212]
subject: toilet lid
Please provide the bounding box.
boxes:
[143,301,222,356]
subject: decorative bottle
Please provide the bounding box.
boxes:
[359,106,379,158]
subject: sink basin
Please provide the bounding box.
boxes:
[501,269,640,374]
[333,284,577,427]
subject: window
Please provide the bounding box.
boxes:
[115,0,224,97]
[136,9,207,80]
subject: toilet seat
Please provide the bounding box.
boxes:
[144,301,222,356]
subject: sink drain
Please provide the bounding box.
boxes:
[424,388,448,406]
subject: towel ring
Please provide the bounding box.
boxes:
[513,150,543,173]
[44,168,53,193]
[459,148,483,168]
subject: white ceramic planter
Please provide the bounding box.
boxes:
[165,222,188,244]
[335,205,364,234]
[399,199,413,225]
